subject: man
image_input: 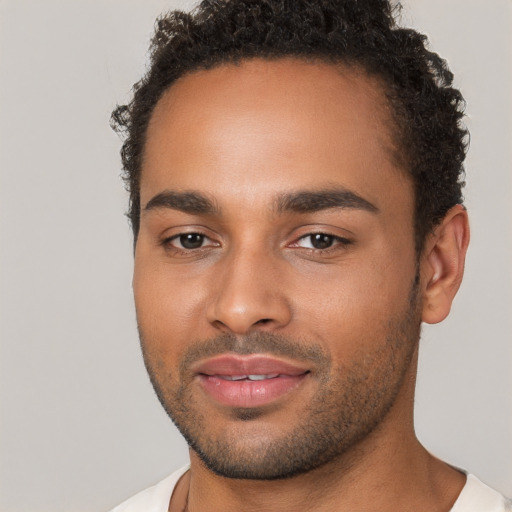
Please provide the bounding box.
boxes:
[109,0,511,510]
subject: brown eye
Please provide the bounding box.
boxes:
[163,231,220,254]
[309,234,334,249]
[178,233,205,249]
[292,232,352,251]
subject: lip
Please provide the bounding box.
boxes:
[194,355,310,408]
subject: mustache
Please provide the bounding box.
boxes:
[177,332,331,377]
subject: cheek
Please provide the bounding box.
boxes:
[133,254,208,353]
[292,252,416,351]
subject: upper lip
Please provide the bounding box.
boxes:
[193,354,310,377]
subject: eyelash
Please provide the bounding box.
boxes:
[163,232,216,253]
[162,231,353,255]
[291,233,353,252]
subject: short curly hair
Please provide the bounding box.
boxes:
[111,0,468,253]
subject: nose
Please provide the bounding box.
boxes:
[206,246,292,334]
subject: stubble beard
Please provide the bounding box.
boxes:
[139,280,422,481]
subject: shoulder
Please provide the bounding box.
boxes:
[451,474,512,512]
[108,466,189,512]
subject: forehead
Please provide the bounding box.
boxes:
[142,58,410,211]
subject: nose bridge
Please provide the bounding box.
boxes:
[208,242,291,333]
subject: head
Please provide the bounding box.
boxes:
[112,0,470,480]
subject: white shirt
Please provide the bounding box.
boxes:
[109,467,512,512]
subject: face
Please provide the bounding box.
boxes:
[134,59,421,479]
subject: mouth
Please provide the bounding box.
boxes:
[214,373,280,381]
[194,355,310,408]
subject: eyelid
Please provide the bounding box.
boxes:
[287,224,353,245]
[161,227,220,251]
[169,233,205,249]
[290,232,352,249]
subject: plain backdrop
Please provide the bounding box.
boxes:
[0,1,511,510]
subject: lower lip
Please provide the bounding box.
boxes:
[198,374,308,408]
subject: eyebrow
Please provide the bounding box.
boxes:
[144,191,218,215]
[143,187,378,217]
[276,188,379,214]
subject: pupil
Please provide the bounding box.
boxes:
[180,233,204,249]
[311,234,333,249]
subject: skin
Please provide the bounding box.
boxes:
[134,58,470,511]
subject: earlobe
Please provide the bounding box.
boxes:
[421,205,470,325]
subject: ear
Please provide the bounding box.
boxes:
[421,205,470,325]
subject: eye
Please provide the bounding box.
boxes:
[293,233,352,250]
[167,233,210,250]
[303,233,335,250]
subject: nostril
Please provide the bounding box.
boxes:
[256,318,272,325]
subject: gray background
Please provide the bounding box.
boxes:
[0,1,510,510]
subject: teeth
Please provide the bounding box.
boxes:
[219,374,280,381]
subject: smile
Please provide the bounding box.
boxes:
[194,355,310,408]
[216,374,279,381]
